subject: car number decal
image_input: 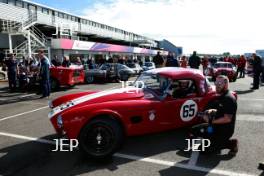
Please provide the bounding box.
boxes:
[180,100,198,122]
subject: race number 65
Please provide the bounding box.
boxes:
[180,100,198,122]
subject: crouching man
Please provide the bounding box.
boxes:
[191,75,238,156]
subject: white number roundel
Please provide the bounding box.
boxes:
[180,100,198,122]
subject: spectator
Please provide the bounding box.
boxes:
[165,52,179,67]
[62,56,71,67]
[189,51,201,69]
[261,56,264,83]
[202,56,209,75]
[108,57,113,63]
[5,53,18,92]
[76,57,82,66]
[180,56,188,68]
[237,55,246,78]
[251,53,262,89]
[153,51,164,68]
[51,55,60,66]
[38,50,51,98]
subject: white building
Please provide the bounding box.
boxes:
[0,0,168,63]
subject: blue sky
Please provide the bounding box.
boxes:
[28,0,264,54]
[28,0,96,15]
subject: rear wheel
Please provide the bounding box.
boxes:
[79,118,124,160]
[50,78,60,91]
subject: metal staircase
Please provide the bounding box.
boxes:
[1,12,48,59]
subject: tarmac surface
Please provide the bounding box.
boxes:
[0,75,263,176]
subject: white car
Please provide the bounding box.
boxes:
[143,62,156,71]
[126,63,143,75]
[0,67,7,80]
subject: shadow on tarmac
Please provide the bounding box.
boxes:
[0,86,79,105]
[0,129,235,176]
[235,89,255,95]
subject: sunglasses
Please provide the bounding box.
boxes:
[214,80,225,87]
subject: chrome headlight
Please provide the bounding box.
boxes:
[48,101,53,108]
[60,103,67,110]
[57,115,63,128]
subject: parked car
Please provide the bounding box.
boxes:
[48,67,235,159]
[85,63,135,83]
[212,62,238,82]
[126,63,143,75]
[142,62,156,71]
[0,66,6,80]
[50,66,85,90]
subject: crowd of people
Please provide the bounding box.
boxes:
[152,51,264,90]
[2,50,52,98]
[1,50,264,96]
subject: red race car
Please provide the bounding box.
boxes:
[48,67,232,159]
[50,66,85,90]
[212,62,238,82]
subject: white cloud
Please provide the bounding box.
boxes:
[82,0,264,54]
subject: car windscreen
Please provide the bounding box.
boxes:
[144,63,153,67]
[214,63,232,68]
[127,63,136,68]
[135,73,169,96]
[100,64,110,70]
[118,64,129,70]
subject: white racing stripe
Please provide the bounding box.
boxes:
[48,87,141,119]
[0,106,48,122]
[0,132,256,176]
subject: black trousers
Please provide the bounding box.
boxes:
[7,71,17,90]
[40,79,50,97]
[253,71,261,89]
[191,123,234,152]
[237,67,245,78]
[261,66,264,82]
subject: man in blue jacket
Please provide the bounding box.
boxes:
[38,50,50,98]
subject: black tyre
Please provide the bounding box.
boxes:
[120,74,129,81]
[86,75,94,83]
[79,118,124,160]
[50,77,60,91]
[69,84,76,88]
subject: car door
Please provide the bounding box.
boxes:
[161,79,202,128]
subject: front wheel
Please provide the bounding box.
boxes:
[86,75,94,83]
[79,118,124,160]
